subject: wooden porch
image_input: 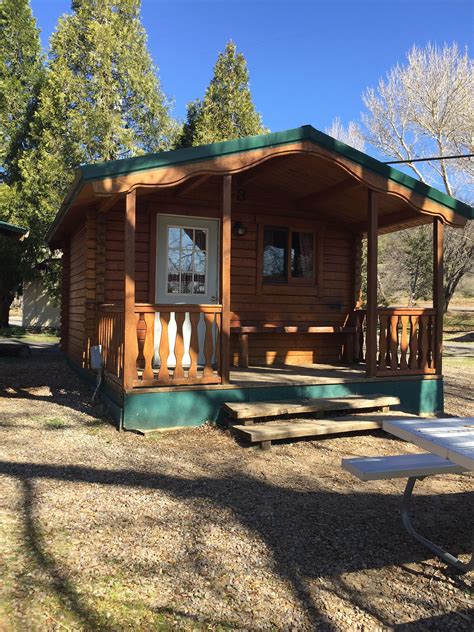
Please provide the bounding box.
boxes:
[96,301,441,393]
[93,164,444,393]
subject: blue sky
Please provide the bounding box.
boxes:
[30,0,473,133]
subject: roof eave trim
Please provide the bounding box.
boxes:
[47,126,473,240]
[45,170,84,245]
[0,220,28,235]
[79,126,473,220]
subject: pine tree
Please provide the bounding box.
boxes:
[0,0,44,185]
[19,0,177,237]
[179,41,267,147]
[0,0,44,327]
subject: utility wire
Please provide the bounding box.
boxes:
[385,154,474,164]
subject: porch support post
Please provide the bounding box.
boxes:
[220,175,232,384]
[433,218,444,374]
[366,189,378,377]
[123,189,138,391]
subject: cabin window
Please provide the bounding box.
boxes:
[263,227,288,282]
[263,227,315,284]
[167,226,207,295]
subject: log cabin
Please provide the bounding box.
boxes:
[46,126,473,433]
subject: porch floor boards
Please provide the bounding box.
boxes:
[229,363,366,387]
[128,362,441,394]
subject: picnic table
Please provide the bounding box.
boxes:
[383,417,474,471]
[343,417,473,573]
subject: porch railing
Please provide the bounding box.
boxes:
[353,308,438,376]
[97,303,223,388]
[97,304,124,384]
[133,303,223,388]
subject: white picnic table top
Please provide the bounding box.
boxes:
[383,417,474,472]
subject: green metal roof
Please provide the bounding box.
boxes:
[77,125,473,220]
[46,126,473,247]
[0,219,28,236]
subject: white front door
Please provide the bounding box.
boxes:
[156,215,219,304]
[154,215,220,368]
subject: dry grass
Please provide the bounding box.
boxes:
[0,353,473,631]
[443,311,474,335]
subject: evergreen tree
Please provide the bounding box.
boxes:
[19,0,177,241]
[0,0,44,185]
[179,41,267,147]
[0,0,44,326]
[10,0,178,326]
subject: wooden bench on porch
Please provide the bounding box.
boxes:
[231,323,357,368]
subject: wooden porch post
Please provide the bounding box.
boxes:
[366,189,378,377]
[123,189,138,391]
[433,218,444,374]
[221,175,232,384]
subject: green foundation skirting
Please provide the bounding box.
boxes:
[64,356,444,432]
[121,377,443,432]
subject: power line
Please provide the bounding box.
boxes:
[385,154,474,164]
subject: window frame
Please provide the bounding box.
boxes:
[151,212,221,305]
[257,217,323,295]
[165,224,209,297]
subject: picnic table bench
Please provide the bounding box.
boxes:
[342,417,474,573]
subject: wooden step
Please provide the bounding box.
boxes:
[223,395,400,423]
[232,412,414,449]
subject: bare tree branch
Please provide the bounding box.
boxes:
[325,116,365,151]
[362,43,474,311]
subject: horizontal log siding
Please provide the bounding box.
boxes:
[84,210,97,367]
[68,224,86,365]
[60,240,70,353]
[104,205,150,303]
[230,211,356,365]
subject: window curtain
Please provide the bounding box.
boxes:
[294,232,314,277]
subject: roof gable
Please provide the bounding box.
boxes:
[79,125,473,221]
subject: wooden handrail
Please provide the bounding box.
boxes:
[353,307,436,315]
[98,302,123,313]
[377,308,436,316]
[134,303,223,313]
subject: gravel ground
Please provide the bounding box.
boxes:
[442,363,474,418]
[0,352,473,631]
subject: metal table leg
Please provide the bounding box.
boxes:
[401,477,473,573]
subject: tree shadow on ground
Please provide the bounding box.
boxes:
[0,353,110,424]
[20,478,109,631]
[3,460,472,631]
[449,332,474,344]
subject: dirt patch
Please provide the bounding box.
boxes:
[0,354,473,631]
